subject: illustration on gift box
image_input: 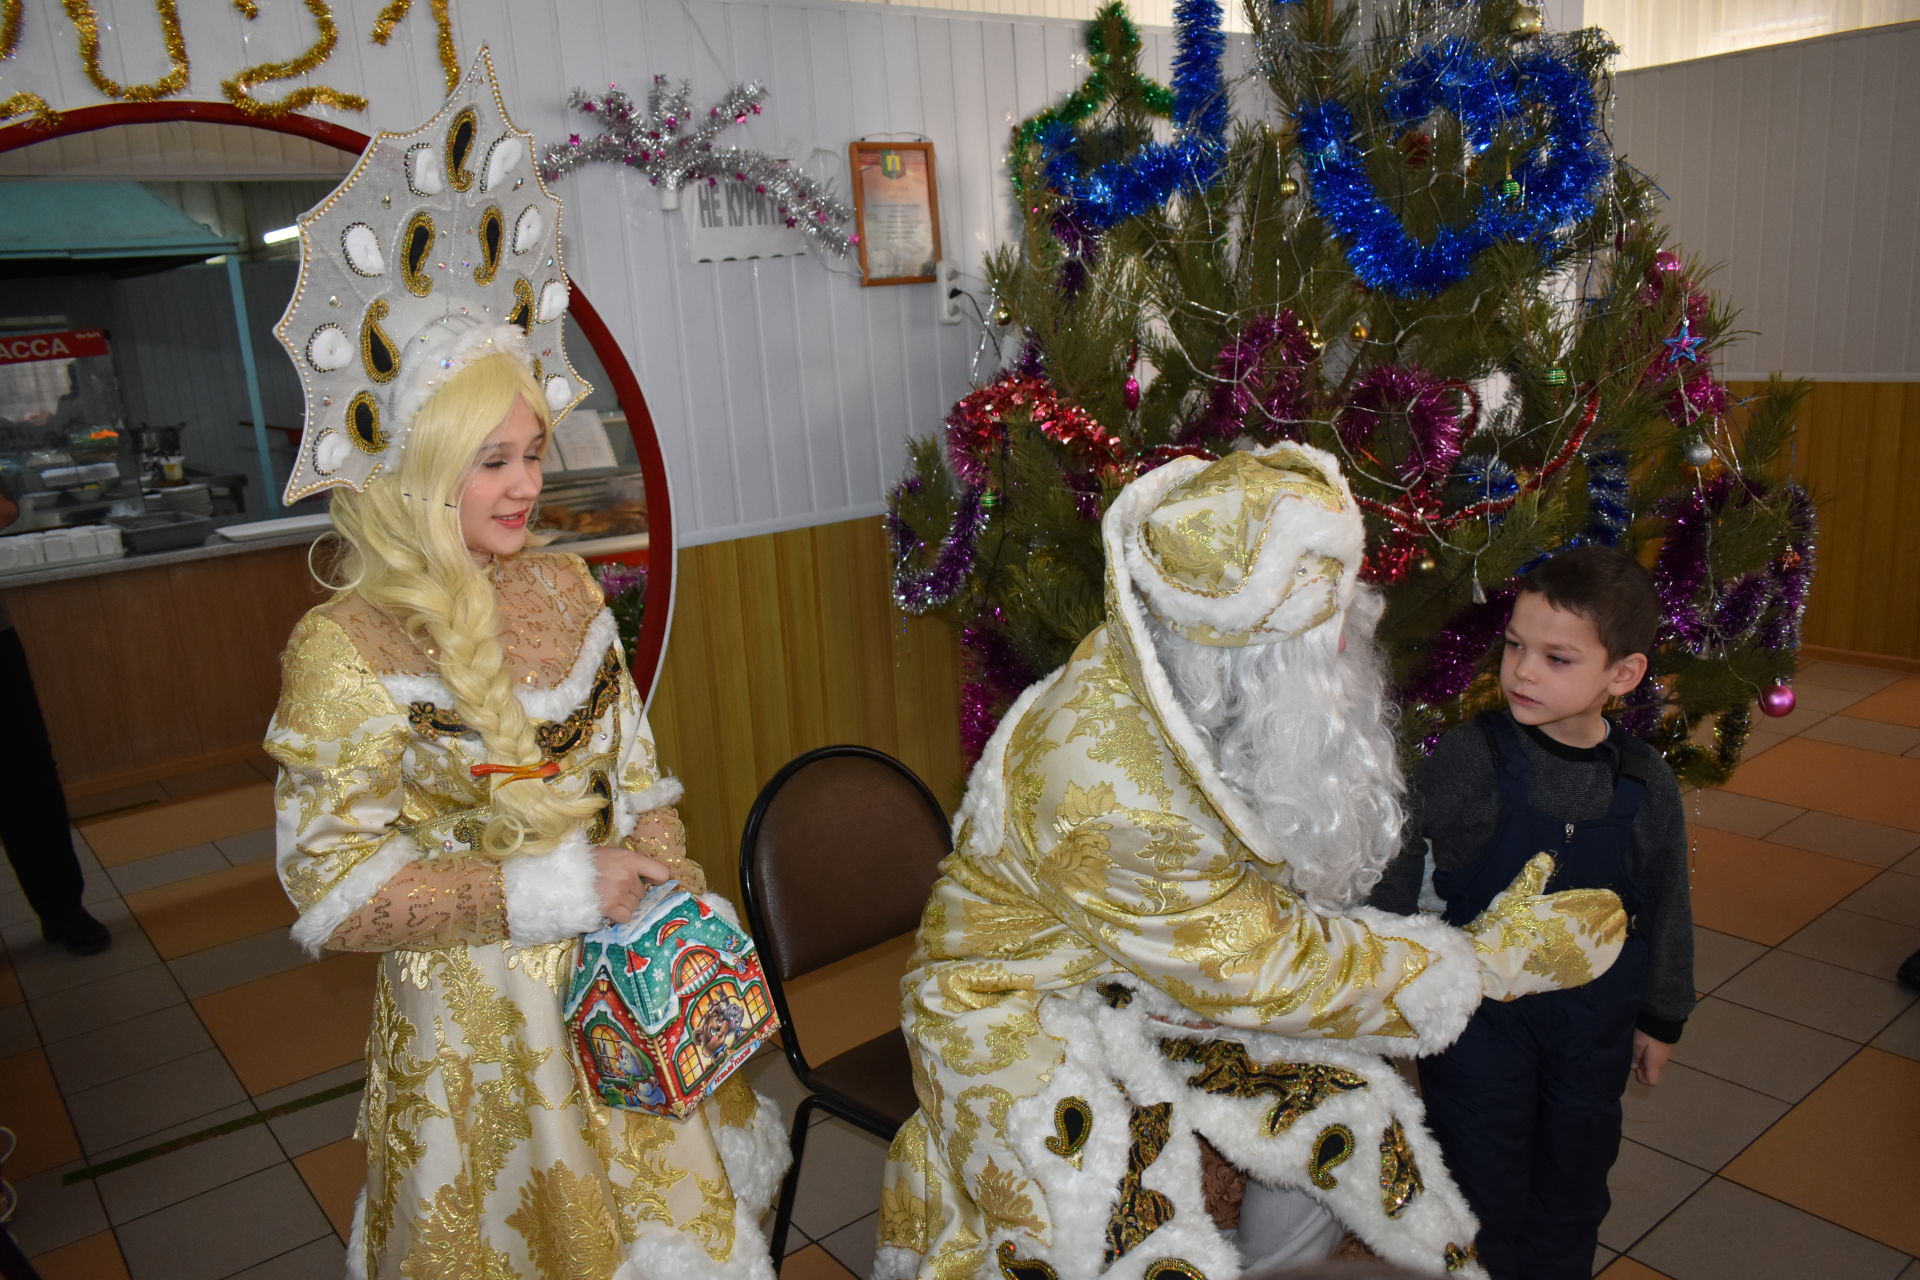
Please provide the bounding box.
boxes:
[566,884,778,1117]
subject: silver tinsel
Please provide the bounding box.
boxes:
[539,76,855,258]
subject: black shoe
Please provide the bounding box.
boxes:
[41,909,112,956]
[1900,948,1920,992]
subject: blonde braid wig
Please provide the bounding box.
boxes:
[326,352,602,859]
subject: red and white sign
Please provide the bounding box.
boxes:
[0,330,111,365]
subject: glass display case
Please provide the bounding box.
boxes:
[0,329,146,533]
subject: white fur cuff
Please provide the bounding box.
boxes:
[289,831,422,959]
[625,775,685,815]
[502,828,605,944]
[1352,905,1484,1057]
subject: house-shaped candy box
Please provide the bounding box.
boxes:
[565,884,778,1118]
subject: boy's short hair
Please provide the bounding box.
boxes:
[1516,545,1661,663]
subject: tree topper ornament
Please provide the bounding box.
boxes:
[274,47,590,503]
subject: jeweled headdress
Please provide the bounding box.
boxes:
[274,48,590,504]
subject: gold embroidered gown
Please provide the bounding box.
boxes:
[877,580,1495,1280]
[264,551,786,1280]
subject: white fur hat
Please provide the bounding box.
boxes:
[1111,442,1365,646]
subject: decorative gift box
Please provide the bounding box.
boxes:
[565,884,779,1118]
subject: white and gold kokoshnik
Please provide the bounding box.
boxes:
[265,553,788,1280]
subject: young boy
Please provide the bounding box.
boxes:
[1371,545,1694,1280]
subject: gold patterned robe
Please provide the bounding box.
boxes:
[264,552,787,1280]
[877,603,1492,1280]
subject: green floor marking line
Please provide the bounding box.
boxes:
[61,1077,366,1185]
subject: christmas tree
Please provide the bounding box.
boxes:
[886,0,1815,787]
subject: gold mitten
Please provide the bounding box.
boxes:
[1464,852,1628,1002]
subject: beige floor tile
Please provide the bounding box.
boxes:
[1790,682,1872,714]
[0,945,21,1007]
[2,900,160,1001]
[1902,847,1920,877]
[125,860,298,960]
[1804,715,1920,756]
[1692,926,1768,993]
[1669,996,1857,1102]
[1598,1259,1675,1280]
[1593,1245,1617,1275]
[227,1236,350,1279]
[1687,789,1803,839]
[1872,1003,1920,1062]
[115,1162,335,1280]
[167,926,309,1000]
[1767,810,1920,869]
[42,1003,215,1095]
[781,1243,861,1280]
[787,1114,893,1242]
[1726,1049,1920,1257]
[1716,950,1919,1043]
[78,783,275,867]
[1599,1140,1710,1253]
[1781,907,1920,981]
[1797,661,1906,695]
[7,1161,108,1258]
[1722,740,1920,833]
[1841,871,1920,929]
[215,826,279,866]
[94,1105,284,1225]
[103,843,230,897]
[266,1079,365,1158]
[0,1001,36,1057]
[194,952,379,1095]
[27,1229,130,1280]
[1632,1178,1908,1280]
[1847,676,1920,729]
[1620,1062,1787,1170]
[0,887,37,930]
[65,783,167,822]
[292,1137,365,1240]
[1689,828,1878,945]
[0,1047,81,1177]
[26,962,187,1044]
[819,1210,880,1278]
[1739,730,1791,762]
[62,1047,249,1154]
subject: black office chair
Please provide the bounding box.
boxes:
[738,745,950,1267]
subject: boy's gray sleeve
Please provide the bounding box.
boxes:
[1368,725,1499,915]
[1633,760,1695,1042]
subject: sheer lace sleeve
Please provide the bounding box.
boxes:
[623,807,706,894]
[324,855,509,952]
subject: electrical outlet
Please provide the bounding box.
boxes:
[936,260,963,325]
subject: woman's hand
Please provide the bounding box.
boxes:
[593,845,672,923]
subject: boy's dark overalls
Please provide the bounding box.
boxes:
[1418,712,1651,1280]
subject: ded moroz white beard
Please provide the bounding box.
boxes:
[1152,585,1404,911]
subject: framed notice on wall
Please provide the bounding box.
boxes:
[848,142,942,286]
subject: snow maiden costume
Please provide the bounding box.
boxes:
[264,53,785,1280]
[875,445,1630,1280]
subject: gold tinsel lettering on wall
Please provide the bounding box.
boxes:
[60,0,190,102]
[367,0,457,94]
[222,0,367,117]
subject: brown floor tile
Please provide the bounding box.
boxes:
[25,1229,130,1280]
[1722,740,1920,833]
[125,861,298,960]
[780,1244,861,1280]
[195,952,378,1095]
[1690,828,1879,945]
[783,931,916,1066]
[0,946,22,1006]
[65,783,167,822]
[1847,676,1920,729]
[1725,1048,1920,1256]
[1598,1259,1675,1280]
[0,1048,80,1177]
[293,1137,366,1240]
[79,783,275,867]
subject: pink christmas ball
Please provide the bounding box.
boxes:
[1652,250,1683,275]
[1758,684,1796,717]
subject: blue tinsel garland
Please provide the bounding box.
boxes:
[1298,38,1611,297]
[1038,0,1229,227]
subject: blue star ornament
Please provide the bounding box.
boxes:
[1664,319,1706,363]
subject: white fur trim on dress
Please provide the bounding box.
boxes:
[346,1188,369,1280]
[951,673,1058,859]
[501,827,605,944]
[614,1202,778,1280]
[870,1244,920,1280]
[623,775,685,816]
[1339,905,1483,1058]
[288,830,423,958]
[1010,982,1488,1280]
[711,1087,791,1215]
[377,608,618,724]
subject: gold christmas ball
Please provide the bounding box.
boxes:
[1350,321,1369,343]
[994,304,1013,327]
[1277,176,1299,199]
[1509,4,1544,36]
[1418,555,1438,572]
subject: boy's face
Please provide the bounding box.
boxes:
[1501,592,1649,748]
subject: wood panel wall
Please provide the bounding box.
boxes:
[647,515,967,903]
[1728,379,1920,661]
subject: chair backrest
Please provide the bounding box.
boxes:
[739,746,950,990]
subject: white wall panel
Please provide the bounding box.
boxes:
[1612,21,1920,380]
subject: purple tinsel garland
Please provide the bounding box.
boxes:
[1337,364,1467,486]
[890,481,991,615]
[1756,485,1817,651]
[1401,587,1517,707]
[960,621,1038,762]
[1183,311,1316,445]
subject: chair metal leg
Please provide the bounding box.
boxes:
[769,1093,818,1270]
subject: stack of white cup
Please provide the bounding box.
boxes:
[0,524,126,573]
